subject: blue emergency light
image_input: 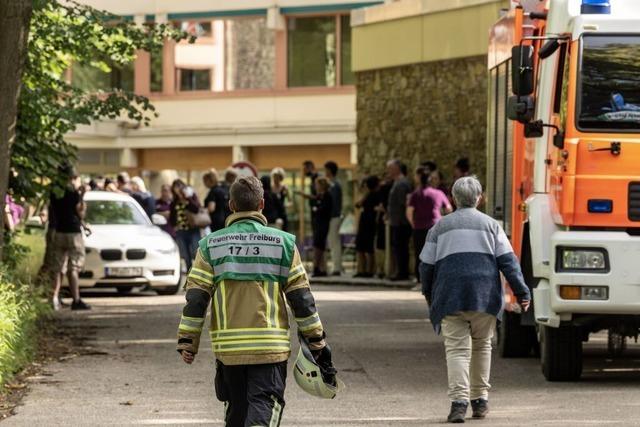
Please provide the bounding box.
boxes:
[588,199,613,213]
[581,0,611,14]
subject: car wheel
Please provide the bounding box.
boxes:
[117,286,134,295]
[156,284,180,296]
[155,276,182,296]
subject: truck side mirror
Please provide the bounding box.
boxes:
[507,95,535,123]
[511,45,534,96]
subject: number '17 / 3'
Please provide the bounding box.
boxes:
[228,246,260,255]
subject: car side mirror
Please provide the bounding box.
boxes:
[507,95,535,123]
[511,45,534,96]
[151,213,167,226]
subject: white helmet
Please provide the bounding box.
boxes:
[294,334,343,399]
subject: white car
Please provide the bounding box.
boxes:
[76,191,181,295]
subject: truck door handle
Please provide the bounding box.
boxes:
[588,142,621,156]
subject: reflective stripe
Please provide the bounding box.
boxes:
[263,281,279,329]
[212,334,290,342]
[269,396,283,427]
[188,268,213,282]
[214,262,289,277]
[214,282,226,330]
[295,312,322,332]
[219,282,227,330]
[272,282,280,329]
[287,264,306,283]
[212,340,291,352]
[212,328,288,336]
[263,282,272,329]
[211,329,289,343]
[179,315,205,332]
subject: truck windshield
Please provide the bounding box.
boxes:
[578,35,640,131]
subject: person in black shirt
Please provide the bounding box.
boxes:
[296,160,319,216]
[374,178,392,278]
[312,177,333,277]
[203,169,230,232]
[271,167,289,231]
[324,161,343,275]
[169,179,202,271]
[355,175,380,278]
[260,175,285,228]
[50,167,90,311]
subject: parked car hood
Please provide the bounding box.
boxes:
[85,225,176,251]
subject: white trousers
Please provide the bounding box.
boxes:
[328,217,343,274]
[441,311,496,402]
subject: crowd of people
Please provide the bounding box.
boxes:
[5,155,473,311]
[351,157,471,281]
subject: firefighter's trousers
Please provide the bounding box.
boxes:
[215,360,287,427]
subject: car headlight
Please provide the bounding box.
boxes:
[557,247,608,272]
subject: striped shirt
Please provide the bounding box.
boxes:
[419,208,531,332]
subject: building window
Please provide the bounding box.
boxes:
[150,50,163,93]
[174,17,275,92]
[287,17,336,87]
[72,61,134,92]
[179,68,211,91]
[340,15,355,86]
[286,15,354,88]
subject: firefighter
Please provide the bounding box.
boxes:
[177,175,335,427]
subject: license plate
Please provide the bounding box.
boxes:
[105,267,143,277]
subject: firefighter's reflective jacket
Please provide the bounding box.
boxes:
[177,211,325,365]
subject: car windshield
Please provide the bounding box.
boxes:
[85,200,149,225]
[578,35,640,131]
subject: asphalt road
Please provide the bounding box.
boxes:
[5,285,640,426]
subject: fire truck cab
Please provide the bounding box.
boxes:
[487,0,640,380]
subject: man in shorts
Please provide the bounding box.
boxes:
[50,166,91,311]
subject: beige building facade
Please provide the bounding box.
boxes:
[351,0,510,182]
[71,0,384,238]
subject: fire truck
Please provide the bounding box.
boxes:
[487,0,640,381]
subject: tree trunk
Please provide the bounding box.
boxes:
[0,0,32,260]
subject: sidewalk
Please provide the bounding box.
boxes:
[309,274,417,289]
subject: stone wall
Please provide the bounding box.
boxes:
[356,55,488,185]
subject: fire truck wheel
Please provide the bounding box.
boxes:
[498,310,536,358]
[540,324,583,381]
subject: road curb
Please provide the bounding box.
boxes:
[309,276,417,289]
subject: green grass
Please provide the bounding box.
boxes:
[0,229,49,387]
[13,229,46,285]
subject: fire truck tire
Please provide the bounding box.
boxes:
[540,324,583,381]
[498,310,536,357]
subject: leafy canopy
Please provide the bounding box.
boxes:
[12,0,192,199]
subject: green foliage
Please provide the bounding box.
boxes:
[11,0,192,200]
[0,269,49,386]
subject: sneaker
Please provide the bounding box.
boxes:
[447,401,468,424]
[52,298,61,311]
[471,398,489,419]
[71,299,92,311]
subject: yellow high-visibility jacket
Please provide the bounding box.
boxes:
[177,211,325,365]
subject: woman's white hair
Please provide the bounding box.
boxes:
[131,176,147,193]
[452,176,483,208]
